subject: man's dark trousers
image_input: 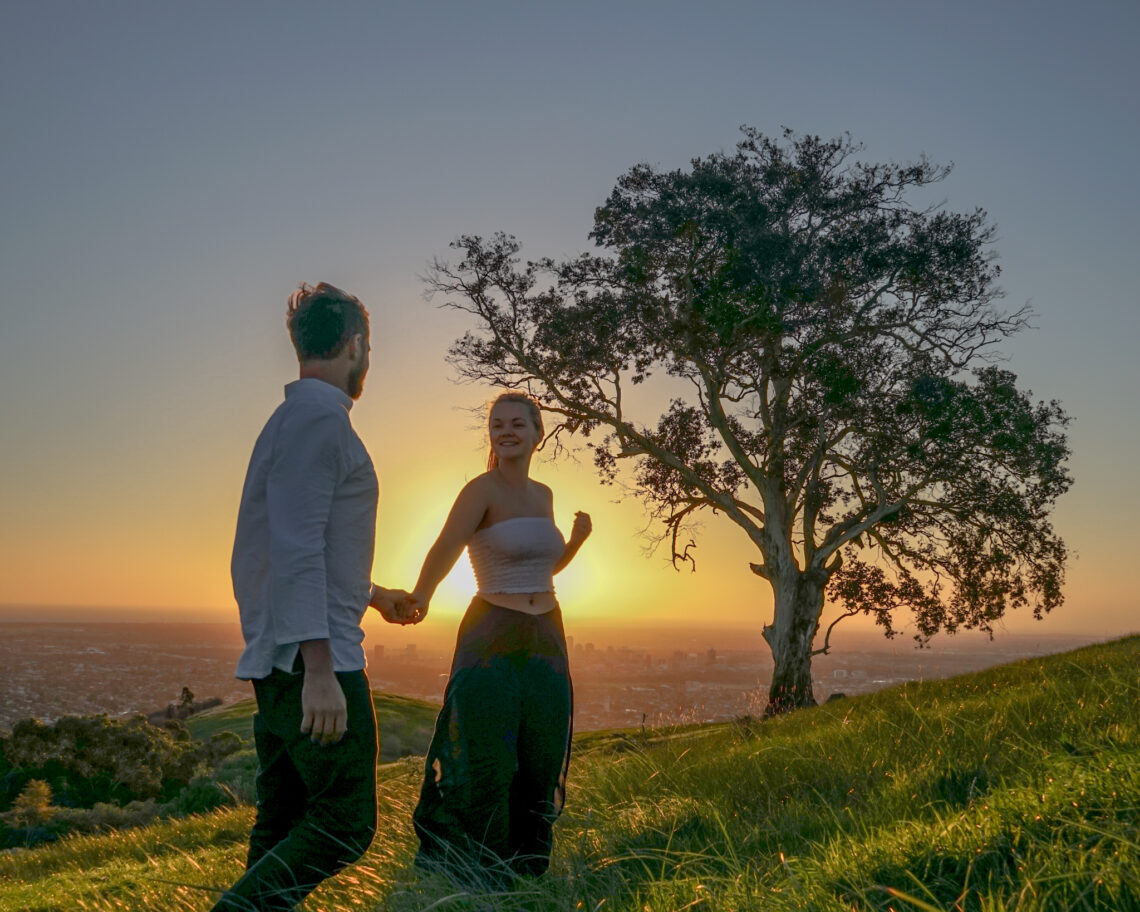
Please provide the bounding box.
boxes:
[212,663,378,911]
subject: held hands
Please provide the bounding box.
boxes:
[369,585,427,625]
[369,585,413,625]
[398,591,429,625]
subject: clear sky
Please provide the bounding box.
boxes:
[1,1,1137,648]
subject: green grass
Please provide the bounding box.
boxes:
[3,638,1138,911]
[187,692,440,763]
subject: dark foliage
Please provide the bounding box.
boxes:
[0,713,242,811]
[427,128,1070,712]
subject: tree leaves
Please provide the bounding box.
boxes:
[427,127,1071,688]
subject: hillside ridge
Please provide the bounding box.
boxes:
[2,635,1137,911]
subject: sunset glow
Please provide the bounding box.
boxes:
[1,3,1137,648]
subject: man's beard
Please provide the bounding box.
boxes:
[346,362,366,399]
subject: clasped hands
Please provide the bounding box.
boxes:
[369,586,427,625]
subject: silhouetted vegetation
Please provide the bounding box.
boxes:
[429,127,1071,712]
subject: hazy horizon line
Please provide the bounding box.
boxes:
[0,602,1133,646]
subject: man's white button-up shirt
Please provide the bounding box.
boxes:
[231,378,378,679]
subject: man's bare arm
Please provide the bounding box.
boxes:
[299,639,347,744]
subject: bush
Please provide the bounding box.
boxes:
[205,730,244,766]
[213,749,258,804]
[0,713,243,811]
[3,779,55,827]
[160,777,236,817]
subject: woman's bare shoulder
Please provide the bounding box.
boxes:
[459,472,497,501]
[439,474,495,537]
[533,480,555,503]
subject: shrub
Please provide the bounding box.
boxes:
[0,713,241,811]
[213,749,258,804]
[160,777,236,817]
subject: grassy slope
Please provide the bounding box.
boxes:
[2,637,1138,912]
[187,692,440,763]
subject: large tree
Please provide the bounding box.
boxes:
[428,128,1071,713]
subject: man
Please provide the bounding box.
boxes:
[214,282,409,911]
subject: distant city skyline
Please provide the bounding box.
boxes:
[1,620,1114,733]
[2,2,1138,643]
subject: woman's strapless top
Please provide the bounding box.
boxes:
[467,516,565,595]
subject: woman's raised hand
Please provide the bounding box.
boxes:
[570,511,592,545]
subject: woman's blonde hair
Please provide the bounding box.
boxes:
[486,391,545,471]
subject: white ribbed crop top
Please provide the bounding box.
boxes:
[467,516,566,594]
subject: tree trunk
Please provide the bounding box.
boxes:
[762,570,825,715]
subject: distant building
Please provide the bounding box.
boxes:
[372,644,384,664]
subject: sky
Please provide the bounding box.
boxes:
[1,1,1137,652]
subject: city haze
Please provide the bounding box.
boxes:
[1,619,1113,734]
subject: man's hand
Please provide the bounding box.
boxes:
[370,585,415,625]
[298,640,347,744]
[375,598,406,624]
[301,670,347,744]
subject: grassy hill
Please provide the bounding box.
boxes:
[2,637,1137,911]
[186,692,440,763]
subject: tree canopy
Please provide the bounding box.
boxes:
[429,128,1071,711]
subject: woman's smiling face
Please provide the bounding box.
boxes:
[489,400,541,461]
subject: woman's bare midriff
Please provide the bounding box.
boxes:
[481,591,558,615]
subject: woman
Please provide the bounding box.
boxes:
[399,391,591,886]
